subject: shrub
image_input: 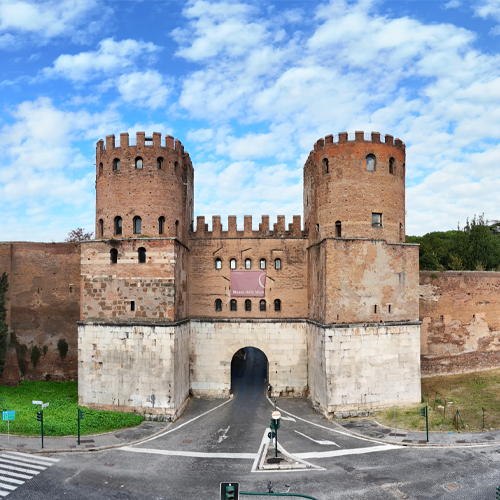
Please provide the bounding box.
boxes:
[57,339,69,359]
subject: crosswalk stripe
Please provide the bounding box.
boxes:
[2,452,59,464]
[0,465,39,475]
[0,458,46,470]
[0,477,23,486]
[0,490,10,497]
[0,469,31,480]
[0,454,52,467]
[0,483,16,491]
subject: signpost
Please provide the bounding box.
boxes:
[420,406,429,442]
[33,400,47,448]
[77,408,85,445]
[270,410,281,458]
[2,411,15,444]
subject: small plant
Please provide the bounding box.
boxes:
[30,346,41,368]
[57,338,69,359]
[430,273,438,280]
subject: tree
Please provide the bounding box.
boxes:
[0,272,9,377]
[461,214,500,270]
[65,228,94,242]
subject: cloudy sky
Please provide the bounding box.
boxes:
[0,0,499,241]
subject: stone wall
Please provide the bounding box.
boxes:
[420,271,500,375]
[78,321,190,420]
[189,320,308,397]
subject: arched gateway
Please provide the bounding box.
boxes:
[230,347,268,397]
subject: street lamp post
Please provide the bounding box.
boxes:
[270,410,281,458]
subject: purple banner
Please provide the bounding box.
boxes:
[230,271,266,297]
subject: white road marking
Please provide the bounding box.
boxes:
[0,484,15,491]
[0,490,10,497]
[138,398,233,445]
[295,444,401,459]
[280,416,296,422]
[119,446,256,459]
[0,458,46,470]
[0,465,39,475]
[294,430,340,447]
[251,430,269,473]
[217,426,230,443]
[0,453,58,465]
[0,470,31,480]
[0,477,23,486]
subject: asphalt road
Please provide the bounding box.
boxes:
[6,347,500,499]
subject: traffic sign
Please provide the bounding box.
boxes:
[32,400,43,405]
[42,403,49,409]
[2,411,15,421]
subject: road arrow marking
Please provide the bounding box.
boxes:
[218,426,230,443]
[294,430,340,447]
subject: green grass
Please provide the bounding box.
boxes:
[0,381,144,436]
[375,368,500,432]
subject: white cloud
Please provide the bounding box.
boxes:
[444,0,461,8]
[44,38,160,82]
[117,71,170,109]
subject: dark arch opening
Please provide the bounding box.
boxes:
[230,347,268,399]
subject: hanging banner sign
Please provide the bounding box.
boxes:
[230,271,266,297]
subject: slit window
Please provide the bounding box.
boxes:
[110,248,118,264]
[158,216,165,235]
[230,299,237,311]
[114,216,122,235]
[138,247,146,264]
[133,216,142,234]
[335,220,341,238]
[274,258,281,270]
[215,258,222,270]
[131,301,135,312]
[374,305,377,314]
[174,161,178,171]
[135,157,143,169]
[113,158,120,171]
[366,155,376,171]
[245,299,251,311]
[260,299,266,311]
[175,220,179,237]
[99,219,104,238]
[230,259,236,270]
[215,299,222,312]
[98,163,103,176]
[245,258,251,269]
[323,158,329,173]
[157,157,163,170]
[372,213,382,227]
[389,157,395,175]
[388,304,392,313]
[260,258,266,270]
[274,299,281,312]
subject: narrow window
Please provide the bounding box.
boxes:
[135,157,143,169]
[274,258,281,270]
[215,299,222,312]
[230,299,237,311]
[230,259,236,270]
[110,248,118,264]
[245,299,251,311]
[366,154,376,171]
[175,220,179,237]
[316,223,319,233]
[99,219,104,238]
[260,258,266,270]
[374,305,377,314]
[389,157,395,175]
[388,304,392,313]
[157,157,163,170]
[323,158,329,173]
[98,163,103,176]
[260,299,266,311]
[133,216,142,234]
[215,258,222,270]
[245,258,251,269]
[440,315,444,321]
[138,247,146,264]
[158,216,165,235]
[113,158,120,171]
[274,299,281,312]
[131,301,135,312]
[335,221,341,238]
[114,216,122,235]
[372,213,382,227]
[174,161,178,171]
[399,222,404,242]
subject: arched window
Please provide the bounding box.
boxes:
[175,220,179,237]
[157,157,163,170]
[215,299,222,312]
[335,220,341,238]
[135,157,143,169]
[245,299,251,311]
[366,154,376,171]
[230,259,236,270]
[158,216,165,235]
[245,258,251,269]
[110,248,118,264]
[260,258,266,270]
[389,157,395,175]
[113,158,120,171]
[274,258,281,270]
[174,161,178,171]
[98,163,103,176]
[274,299,281,312]
[215,258,222,270]
[323,158,329,173]
[138,247,146,264]
[99,219,104,238]
[114,216,122,235]
[259,299,266,311]
[230,299,237,311]
[133,216,142,234]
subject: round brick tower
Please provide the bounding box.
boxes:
[95,132,194,245]
[304,131,406,244]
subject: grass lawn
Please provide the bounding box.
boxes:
[375,368,500,433]
[0,381,144,436]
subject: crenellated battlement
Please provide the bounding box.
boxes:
[189,215,306,239]
[313,131,405,152]
[97,132,185,154]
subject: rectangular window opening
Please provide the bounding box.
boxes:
[372,213,382,227]
[131,301,135,312]
[388,304,392,313]
[374,304,377,314]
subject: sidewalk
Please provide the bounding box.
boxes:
[0,420,171,454]
[334,418,500,447]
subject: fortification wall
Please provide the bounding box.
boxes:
[420,271,500,375]
[0,243,11,328]
[188,218,307,318]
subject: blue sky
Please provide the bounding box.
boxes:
[1,0,500,241]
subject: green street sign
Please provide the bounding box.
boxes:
[2,411,15,421]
